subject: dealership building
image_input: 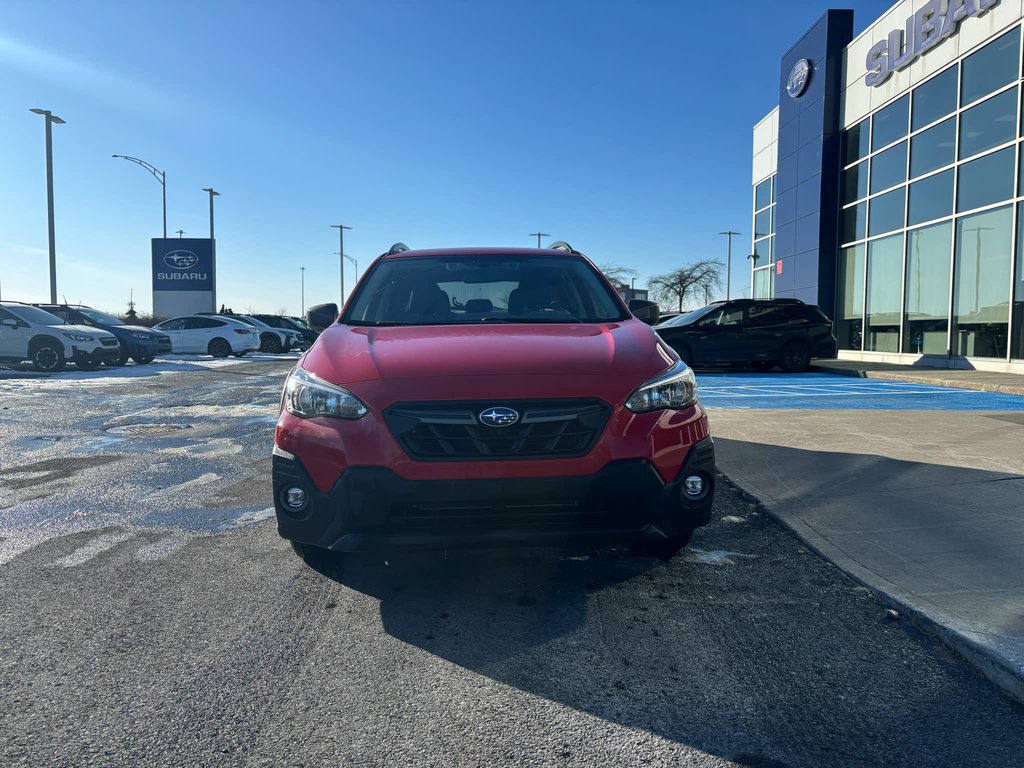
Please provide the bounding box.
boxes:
[751,0,1024,370]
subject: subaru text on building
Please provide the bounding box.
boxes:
[273,243,716,559]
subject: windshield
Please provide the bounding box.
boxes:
[78,308,124,326]
[668,303,725,326]
[238,316,270,328]
[344,255,627,326]
[7,305,66,326]
[289,317,310,329]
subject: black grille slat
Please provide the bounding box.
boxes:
[385,399,611,461]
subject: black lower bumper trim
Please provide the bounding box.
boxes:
[274,437,715,551]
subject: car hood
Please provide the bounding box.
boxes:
[303,322,672,385]
[118,325,162,335]
[47,323,116,337]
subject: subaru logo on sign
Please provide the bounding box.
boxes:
[479,407,519,427]
[164,250,199,270]
[787,59,811,99]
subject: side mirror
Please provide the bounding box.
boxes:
[1,318,18,328]
[628,299,661,326]
[306,303,339,332]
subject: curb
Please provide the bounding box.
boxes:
[810,365,1024,397]
[717,472,1024,705]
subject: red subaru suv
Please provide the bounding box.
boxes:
[272,243,715,558]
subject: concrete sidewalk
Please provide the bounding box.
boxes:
[812,359,1024,396]
[710,406,1024,703]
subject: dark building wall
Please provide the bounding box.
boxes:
[773,10,853,320]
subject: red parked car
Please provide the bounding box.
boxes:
[272,243,715,559]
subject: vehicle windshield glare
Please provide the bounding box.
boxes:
[7,305,66,326]
[672,303,725,326]
[78,308,124,326]
[344,255,627,326]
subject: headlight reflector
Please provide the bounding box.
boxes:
[625,362,697,413]
[62,332,95,342]
[283,367,368,420]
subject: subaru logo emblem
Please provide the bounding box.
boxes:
[787,59,811,99]
[479,407,519,427]
[164,250,199,270]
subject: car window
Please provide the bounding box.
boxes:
[344,255,626,326]
[184,317,223,329]
[0,308,18,323]
[747,304,793,327]
[697,306,744,327]
[158,318,186,331]
[78,308,123,325]
[6,305,66,326]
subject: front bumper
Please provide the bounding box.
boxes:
[273,436,715,551]
[73,345,120,363]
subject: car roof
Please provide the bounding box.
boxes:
[382,247,587,260]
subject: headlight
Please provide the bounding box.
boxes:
[128,331,153,340]
[625,362,697,413]
[283,367,368,420]
[62,332,95,342]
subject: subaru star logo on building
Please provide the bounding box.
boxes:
[164,251,200,270]
[787,58,811,98]
[478,407,520,427]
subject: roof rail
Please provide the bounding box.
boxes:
[547,241,576,253]
[381,242,410,257]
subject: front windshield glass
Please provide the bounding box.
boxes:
[8,305,66,326]
[289,317,310,329]
[239,316,270,328]
[78,308,123,326]
[344,255,627,326]
[671,303,725,326]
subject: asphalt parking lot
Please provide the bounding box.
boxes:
[2,362,1024,767]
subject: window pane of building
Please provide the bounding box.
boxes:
[868,186,906,237]
[842,202,866,244]
[753,236,773,265]
[1014,202,1024,360]
[837,245,865,350]
[753,267,772,299]
[755,179,772,211]
[912,65,958,131]
[908,169,953,227]
[842,160,868,204]
[866,234,903,352]
[904,222,952,354]
[961,27,1020,106]
[755,208,772,239]
[843,120,870,166]
[959,87,1018,160]
[910,117,955,178]
[871,141,907,193]
[957,146,1015,213]
[872,95,909,151]
[954,205,1013,358]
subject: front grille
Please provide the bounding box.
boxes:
[385,399,611,461]
[100,337,118,347]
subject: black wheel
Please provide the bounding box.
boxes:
[634,530,694,561]
[261,334,282,354]
[104,343,129,366]
[131,355,154,364]
[30,339,66,373]
[76,356,102,371]
[779,341,812,373]
[233,351,249,358]
[208,337,231,358]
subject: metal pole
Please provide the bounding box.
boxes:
[44,116,56,303]
[719,231,741,300]
[203,188,219,312]
[529,232,550,248]
[112,155,166,238]
[162,171,167,238]
[332,225,351,306]
[301,267,305,315]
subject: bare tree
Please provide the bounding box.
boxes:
[650,260,725,312]
[276,306,289,316]
[597,263,639,293]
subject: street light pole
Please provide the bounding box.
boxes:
[340,252,359,281]
[332,225,352,305]
[202,188,220,312]
[112,154,167,238]
[528,232,550,249]
[300,267,306,316]
[719,231,741,300]
[30,108,65,303]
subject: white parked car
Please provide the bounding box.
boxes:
[197,313,301,354]
[0,301,121,372]
[153,315,260,357]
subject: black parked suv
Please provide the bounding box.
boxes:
[250,314,318,350]
[654,299,837,372]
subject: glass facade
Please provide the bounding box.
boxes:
[831,24,1024,362]
[751,174,775,298]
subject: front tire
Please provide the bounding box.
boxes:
[261,334,283,354]
[635,530,694,561]
[208,337,231,358]
[105,343,130,367]
[780,341,812,373]
[76,356,102,371]
[30,339,66,373]
[131,355,154,364]
[233,351,249,358]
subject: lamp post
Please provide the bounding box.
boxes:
[30,108,65,303]
[719,230,741,300]
[176,229,185,238]
[331,224,352,305]
[528,232,550,248]
[746,253,759,298]
[112,154,166,238]
[300,266,306,316]
[202,188,220,312]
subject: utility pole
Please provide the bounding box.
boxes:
[331,224,351,305]
[528,232,550,249]
[176,229,185,238]
[719,230,741,300]
[202,188,220,312]
[300,267,306,316]
[30,108,65,303]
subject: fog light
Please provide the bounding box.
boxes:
[284,486,307,510]
[682,474,705,498]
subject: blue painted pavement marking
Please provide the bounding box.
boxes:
[695,373,1024,411]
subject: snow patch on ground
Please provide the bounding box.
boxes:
[51,531,135,567]
[147,473,221,499]
[720,515,746,524]
[684,547,755,566]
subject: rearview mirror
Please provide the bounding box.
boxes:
[306,303,339,332]
[628,299,661,326]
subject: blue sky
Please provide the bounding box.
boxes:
[0,0,892,315]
